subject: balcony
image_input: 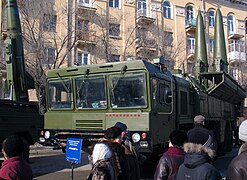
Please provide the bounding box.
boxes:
[136,38,157,53]
[228,28,245,39]
[228,42,246,64]
[77,1,97,16]
[187,48,195,62]
[228,51,246,64]
[136,9,156,26]
[185,18,196,33]
[76,30,96,47]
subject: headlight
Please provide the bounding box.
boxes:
[44,131,50,139]
[132,133,141,143]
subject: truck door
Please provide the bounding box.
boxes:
[157,78,173,114]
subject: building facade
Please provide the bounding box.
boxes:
[1,0,246,105]
[73,0,247,86]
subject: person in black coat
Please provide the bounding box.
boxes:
[154,130,188,180]
[176,131,221,180]
[187,115,217,152]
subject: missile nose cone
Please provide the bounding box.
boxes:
[194,10,208,79]
[213,9,228,73]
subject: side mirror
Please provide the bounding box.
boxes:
[39,88,47,114]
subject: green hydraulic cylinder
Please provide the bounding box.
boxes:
[194,11,208,86]
[212,8,228,73]
[5,0,29,102]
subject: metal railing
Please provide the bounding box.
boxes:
[137,9,155,19]
[185,18,196,26]
[77,30,96,42]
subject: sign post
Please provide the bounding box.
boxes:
[66,138,83,180]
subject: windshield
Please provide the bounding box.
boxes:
[110,72,147,108]
[75,75,106,109]
[48,78,73,109]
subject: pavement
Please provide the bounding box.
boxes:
[0,143,240,180]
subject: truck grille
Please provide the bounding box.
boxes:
[76,119,103,130]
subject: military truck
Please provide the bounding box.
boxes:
[39,9,245,155]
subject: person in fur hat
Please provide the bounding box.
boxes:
[187,115,217,152]
[176,131,221,180]
[226,120,247,180]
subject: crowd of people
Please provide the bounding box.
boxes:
[0,115,246,180]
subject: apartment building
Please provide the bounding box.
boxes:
[1,0,245,101]
[73,0,246,84]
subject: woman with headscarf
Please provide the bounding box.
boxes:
[87,143,115,180]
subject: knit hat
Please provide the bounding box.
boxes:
[239,120,247,142]
[92,143,112,164]
[114,122,127,132]
[2,135,24,158]
[188,131,213,148]
[104,126,122,139]
[169,130,188,147]
[194,115,205,124]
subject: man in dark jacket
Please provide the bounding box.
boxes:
[154,130,188,180]
[226,120,247,180]
[176,131,221,180]
[187,115,217,152]
[114,122,141,180]
[0,135,33,180]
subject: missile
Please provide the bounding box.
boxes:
[194,10,208,86]
[5,0,29,101]
[212,8,228,73]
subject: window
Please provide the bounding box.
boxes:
[44,48,56,64]
[138,0,146,10]
[109,72,147,108]
[208,11,214,27]
[48,78,73,109]
[186,6,194,21]
[78,20,89,31]
[187,36,195,54]
[209,39,214,53]
[109,54,120,62]
[78,0,90,4]
[109,0,120,8]
[109,23,120,37]
[228,39,244,53]
[137,0,147,16]
[245,19,247,34]
[43,14,57,32]
[180,91,188,114]
[164,31,173,46]
[78,52,90,65]
[232,68,242,81]
[164,1,171,19]
[75,75,106,109]
[227,15,235,34]
[159,84,172,104]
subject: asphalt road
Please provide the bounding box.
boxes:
[1,143,239,180]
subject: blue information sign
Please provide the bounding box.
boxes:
[66,138,83,164]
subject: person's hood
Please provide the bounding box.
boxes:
[183,143,215,169]
[238,142,247,155]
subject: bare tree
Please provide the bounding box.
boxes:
[17,0,77,112]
